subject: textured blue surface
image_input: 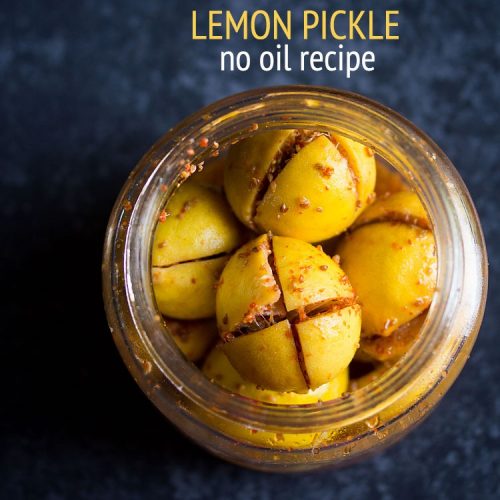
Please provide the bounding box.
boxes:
[1,1,499,498]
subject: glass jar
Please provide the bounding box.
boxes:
[102,86,487,472]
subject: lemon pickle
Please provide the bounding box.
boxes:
[150,129,437,412]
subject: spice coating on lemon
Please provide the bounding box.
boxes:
[152,182,243,319]
[216,234,361,392]
[224,131,376,242]
[224,130,295,228]
[152,182,242,267]
[337,192,436,337]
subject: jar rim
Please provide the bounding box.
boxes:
[103,85,487,432]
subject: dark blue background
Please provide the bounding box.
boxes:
[1,1,499,498]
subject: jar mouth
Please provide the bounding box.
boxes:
[103,86,487,432]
